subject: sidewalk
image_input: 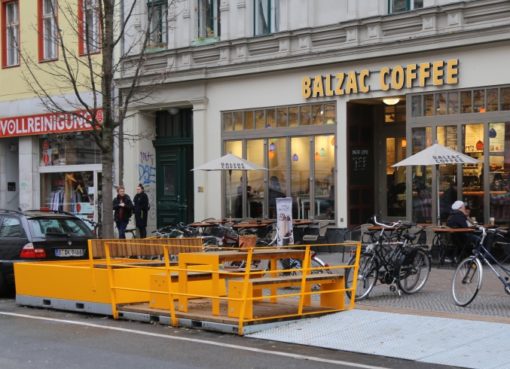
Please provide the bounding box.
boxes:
[248,258,510,369]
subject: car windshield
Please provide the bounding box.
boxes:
[28,218,93,238]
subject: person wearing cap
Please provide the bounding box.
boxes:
[447,200,469,228]
[446,200,478,262]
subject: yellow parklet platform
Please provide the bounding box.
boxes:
[14,239,361,335]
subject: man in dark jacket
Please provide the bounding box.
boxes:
[133,184,150,238]
[446,200,478,262]
[113,186,134,239]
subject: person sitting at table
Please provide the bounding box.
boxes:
[447,200,479,262]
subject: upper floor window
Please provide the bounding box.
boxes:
[198,0,220,39]
[79,0,101,55]
[254,0,279,36]
[40,0,58,61]
[2,1,20,67]
[389,0,423,13]
[147,0,167,48]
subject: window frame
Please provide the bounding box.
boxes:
[254,0,278,36]
[197,0,220,39]
[388,0,423,14]
[2,0,20,68]
[39,0,59,62]
[147,0,168,48]
[78,0,101,56]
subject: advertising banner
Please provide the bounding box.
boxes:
[0,109,103,138]
[276,197,294,246]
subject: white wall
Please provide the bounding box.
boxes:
[122,112,157,233]
[18,137,39,211]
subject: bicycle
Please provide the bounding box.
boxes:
[451,226,510,307]
[345,216,431,300]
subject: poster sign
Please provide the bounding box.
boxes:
[0,109,103,138]
[276,197,294,246]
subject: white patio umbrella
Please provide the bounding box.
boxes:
[393,143,479,224]
[192,154,267,217]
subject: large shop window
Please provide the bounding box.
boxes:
[40,171,96,218]
[411,127,432,223]
[40,132,101,166]
[223,103,336,220]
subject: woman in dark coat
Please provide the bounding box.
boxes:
[133,184,150,238]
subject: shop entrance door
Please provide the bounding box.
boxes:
[155,145,193,228]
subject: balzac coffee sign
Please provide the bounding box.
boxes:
[302,59,459,98]
[0,109,103,138]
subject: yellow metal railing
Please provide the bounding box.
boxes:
[98,240,361,335]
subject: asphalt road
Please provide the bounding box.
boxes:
[0,299,463,369]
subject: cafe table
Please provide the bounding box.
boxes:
[177,247,307,315]
[431,226,476,265]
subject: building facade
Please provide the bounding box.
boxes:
[74,0,510,229]
[0,0,103,224]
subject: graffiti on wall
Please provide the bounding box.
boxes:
[138,151,156,185]
[138,151,156,225]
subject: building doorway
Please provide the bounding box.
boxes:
[154,109,194,227]
[347,98,406,226]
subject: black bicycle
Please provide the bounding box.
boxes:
[451,226,510,307]
[345,216,431,300]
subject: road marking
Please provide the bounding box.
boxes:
[0,311,390,369]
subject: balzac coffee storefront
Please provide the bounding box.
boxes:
[0,110,103,223]
[224,55,510,227]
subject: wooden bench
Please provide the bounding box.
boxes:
[227,273,344,319]
[88,237,204,259]
[150,271,226,310]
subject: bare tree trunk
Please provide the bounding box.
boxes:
[101,135,114,238]
[100,0,115,238]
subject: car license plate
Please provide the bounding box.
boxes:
[55,249,84,257]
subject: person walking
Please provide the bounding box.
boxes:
[133,184,150,238]
[113,185,133,239]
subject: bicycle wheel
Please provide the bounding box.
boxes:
[397,248,431,294]
[451,256,483,307]
[345,252,378,300]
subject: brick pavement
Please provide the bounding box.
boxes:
[319,252,510,323]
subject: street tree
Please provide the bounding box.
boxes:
[20,0,170,237]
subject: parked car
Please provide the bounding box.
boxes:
[0,210,94,296]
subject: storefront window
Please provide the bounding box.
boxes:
[447,92,459,114]
[246,139,265,217]
[386,137,406,217]
[424,94,434,116]
[39,133,100,166]
[501,88,510,110]
[487,89,498,112]
[40,171,95,218]
[461,91,472,113]
[412,127,432,223]
[411,95,422,117]
[291,137,310,218]
[462,123,484,223]
[314,135,335,220]
[268,138,287,218]
[489,122,510,224]
[225,140,242,218]
[437,126,458,221]
[223,103,336,220]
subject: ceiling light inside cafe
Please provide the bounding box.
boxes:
[382,97,400,106]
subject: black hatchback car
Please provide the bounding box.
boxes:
[0,210,94,295]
